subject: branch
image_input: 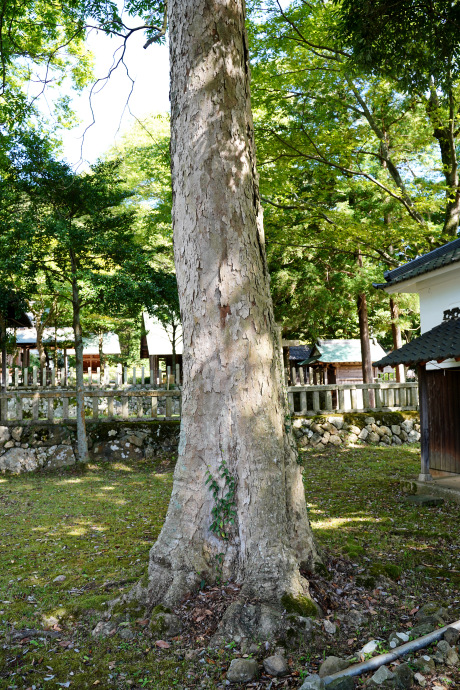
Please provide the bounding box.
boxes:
[144,3,168,50]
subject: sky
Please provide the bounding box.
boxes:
[47,26,170,168]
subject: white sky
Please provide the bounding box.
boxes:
[50,26,170,168]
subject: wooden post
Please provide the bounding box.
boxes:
[93,395,99,420]
[24,367,28,387]
[63,396,69,421]
[14,367,19,387]
[123,366,128,385]
[338,389,345,412]
[33,366,37,386]
[122,395,128,419]
[133,367,137,386]
[300,390,307,415]
[149,355,154,386]
[418,365,432,481]
[16,395,23,421]
[312,390,320,412]
[165,395,172,418]
[176,363,181,386]
[350,386,357,410]
[151,394,158,418]
[141,366,145,386]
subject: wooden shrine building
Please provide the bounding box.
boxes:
[373,238,460,480]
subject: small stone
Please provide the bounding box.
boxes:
[263,654,288,677]
[401,420,414,432]
[358,428,369,440]
[348,433,359,444]
[393,663,414,689]
[358,640,379,660]
[330,418,344,430]
[323,619,337,635]
[444,627,460,645]
[400,430,408,441]
[0,426,10,443]
[370,665,395,685]
[321,431,331,444]
[413,656,435,673]
[328,677,354,690]
[392,436,402,446]
[368,432,380,443]
[364,417,375,425]
[349,425,361,435]
[4,440,15,449]
[380,435,391,445]
[53,575,66,583]
[92,621,117,638]
[415,603,448,621]
[300,674,324,690]
[119,627,134,640]
[346,610,367,628]
[150,612,182,638]
[391,425,401,435]
[389,632,409,648]
[329,435,342,446]
[310,432,323,446]
[411,623,437,638]
[446,647,459,666]
[226,658,259,683]
[319,657,349,678]
[414,672,426,687]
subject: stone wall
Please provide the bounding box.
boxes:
[0,411,420,474]
[0,421,180,474]
[293,412,421,449]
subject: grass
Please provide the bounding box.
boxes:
[0,445,459,688]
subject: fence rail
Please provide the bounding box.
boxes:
[0,381,418,426]
[287,382,418,416]
[0,388,181,425]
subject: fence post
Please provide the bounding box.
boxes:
[325,390,333,411]
[141,366,145,386]
[312,390,320,412]
[151,394,158,418]
[133,367,137,386]
[350,387,357,410]
[165,395,172,418]
[176,364,181,386]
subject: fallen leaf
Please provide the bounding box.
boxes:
[155,640,170,649]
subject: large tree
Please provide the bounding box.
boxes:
[113,0,319,624]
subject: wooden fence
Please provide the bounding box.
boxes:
[0,364,181,389]
[287,381,418,416]
[0,380,417,425]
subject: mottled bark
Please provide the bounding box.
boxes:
[389,298,405,383]
[139,0,318,611]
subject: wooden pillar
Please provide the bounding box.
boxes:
[418,364,432,482]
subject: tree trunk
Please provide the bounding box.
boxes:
[389,298,405,383]
[357,253,375,406]
[71,260,89,462]
[0,316,6,391]
[136,0,318,615]
[36,319,47,374]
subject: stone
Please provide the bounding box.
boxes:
[401,420,414,432]
[380,435,391,445]
[0,447,38,473]
[391,425,401,435]
[444,627,460,646]
[92,621,117,638]
[349,425,361,435]
[405,495,444,507]
[118,626,134,640]
[415,603,448,621]
[389,632,409,648]
[414,673,426,687]
[4,440,15,449]
[321,432,331,444]
[46,445,76,470]
[298,436,310,448]
[310,432,323,446]
[226,658,259,683]
[436,640,451,658]
[53,575,66,583]
[321,422,335,433]
[330,418,344,430]
[368,432,380,443]
[393,663,414,689]
[392,436,402,446]
[400,430,408,441]
[150,612,182,638]
[358,428,369,440]
[300,674,324,690]
[319,657,349,678]
[0,426,10,443]
[93,440,142,462]
[328,677,354,690]
[413,656,435,673]
[263,654,288,677]
[348,433,359,444]
[370,665,395,685]
[411,622,437,638]
[358,640,379,660]
[329,435,342,446]
[323,619,337,634]
[446,647,459,666]
[293,419,303,429]
[11,426,23,441]
[311,423,323,433]
[364,417,375,425]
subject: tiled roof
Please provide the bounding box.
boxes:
[305,339,386,364]
[373,318,460,367]
[374,237,460,289]
[288,345,312,361]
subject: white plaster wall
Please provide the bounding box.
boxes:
[418,270,460,333]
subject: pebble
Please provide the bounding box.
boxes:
[299,674,324,690]
[414,672,426,687]
[323,619,337,635]
[357,640,379,660]
[319,657,350,678]
[53,575,66,583]
[226,658,259,683]
[370,665,394,685]
[263,654,288,677]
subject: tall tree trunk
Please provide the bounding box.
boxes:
[389,298,405,383]
[0,316,6,391]
[135,0,318,616]
[357,253,375,406]
[71,258,89,463]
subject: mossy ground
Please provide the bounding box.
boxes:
[1,445,460,688]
